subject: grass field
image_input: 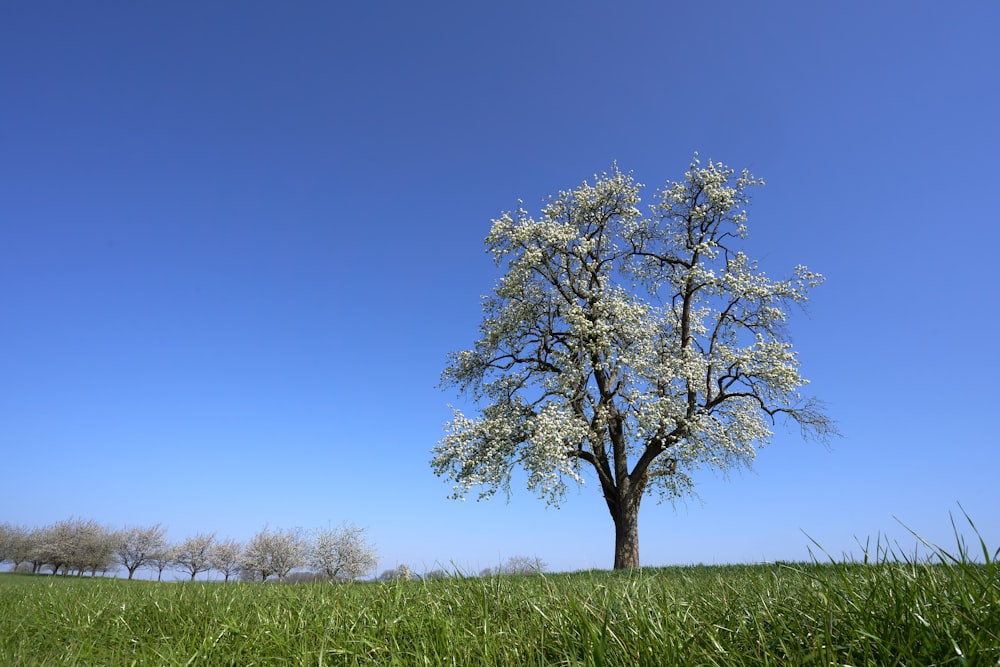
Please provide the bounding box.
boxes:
[2,530,997,666]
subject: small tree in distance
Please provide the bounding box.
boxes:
[309,523,378,581]
[501,556,547,576]
[209,538,243,582]
[0,523,34,572]
[31,521,71,575]
[115,524,167,580]
[432,156,837,569]
[29,518,114,576]
[70,519,116,576]
[240,527,307,582]
[173,532,216,581]
[147,545,176,582]
[379,563,413,582]
[480,556,547,577]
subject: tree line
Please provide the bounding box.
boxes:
[0,519,548,582]
[0,518,378,582]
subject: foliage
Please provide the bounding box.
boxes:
[173,533,217,581]
[0,523,36,572]
[239,526,307,582]
[422,568,450,580]
[1,519,997,666]
[433,155,836,567]
[30,517,116,576]
[309,523,379,581]
[3,517,376,583]
[481,555,547,577]
[379,563,415,582]
[147,545,177,582]
[115,524,168,580]
[208,538,243,583]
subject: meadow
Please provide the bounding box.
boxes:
[1,531,997,666]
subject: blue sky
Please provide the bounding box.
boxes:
[3,1,998,575]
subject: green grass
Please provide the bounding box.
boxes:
[2,526,998,665]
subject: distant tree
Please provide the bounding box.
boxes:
[477,557,547,577]
[147,545,177,582]
[433,157,836,569]
[71,519,116,576]
[378,564,413,582]
[0,523,33,572]
[115,524,167,580]
[283,571,327,583]
[30,522,68,574]
[28,527,46,573]
[423,569,450,580]
[26,518,113,576]
[33,519,73,575]
[309,524,378,581]
[173,532,216,581]
[0,523,9,567]
[209,538,243,583]
[500,555,547,575]
[240,527,307,582]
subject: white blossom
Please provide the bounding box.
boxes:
[432,155,836,568]
[309,523,378,581]
[239,526,307,582]
[208,538,243,582]
[173,532,216,581]
[115,524,167,580]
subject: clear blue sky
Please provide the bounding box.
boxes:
[3,1,998,575]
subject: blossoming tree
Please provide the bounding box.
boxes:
[432,156,836,569]
[309,523,379,581]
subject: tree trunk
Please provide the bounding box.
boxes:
[612,496,641,569]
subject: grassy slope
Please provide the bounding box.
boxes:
[1,552,998,666]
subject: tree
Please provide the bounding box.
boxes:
[479,556,547,577]
[209,538,243,583]
[173,532,216,581]
[27,527,46,574]
[240,527,307,582]
[378,563,413,582]
[0,523,33,572]
[25,518,114,576]
[0,523,10,568]
[432,156,836,569]
[147,545,177,582]
[31,521,70,574]
[423,569,450,580]
[68,519,116,576]
[115,524,167,580]
[309,523,378,581]
[499,556,547,576]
